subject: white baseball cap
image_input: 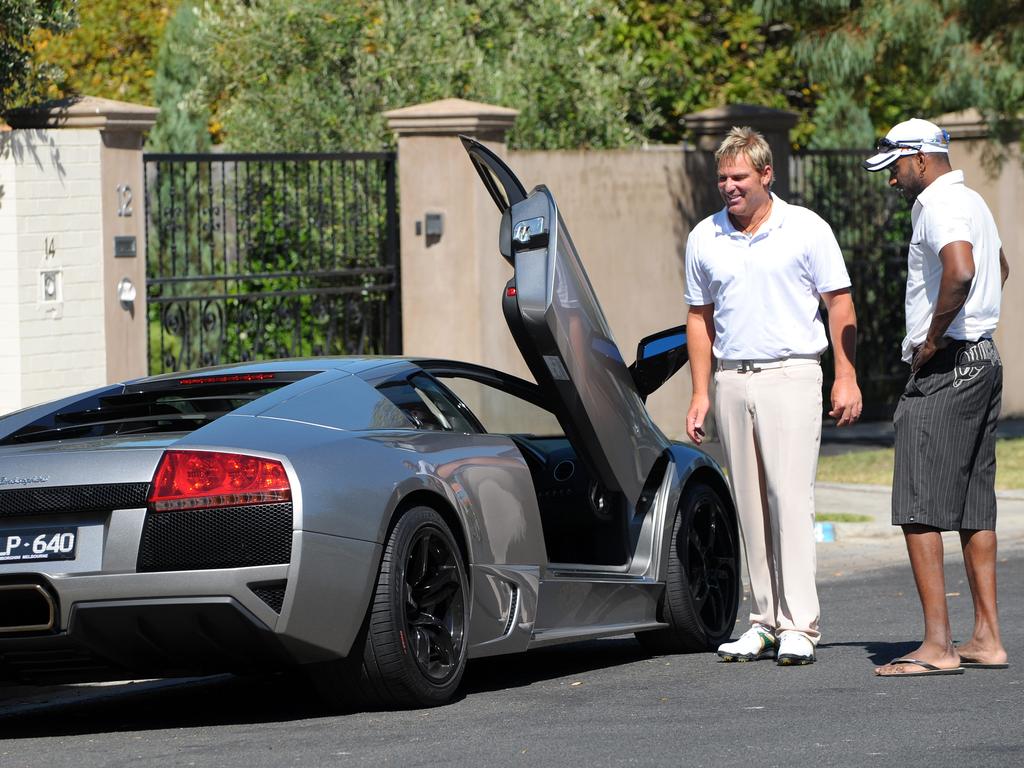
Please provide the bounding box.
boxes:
[862,118,950,172]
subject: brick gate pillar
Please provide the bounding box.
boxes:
[1,96,158,413]
[384,99,518,368]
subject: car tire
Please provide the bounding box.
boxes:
[636,481,740,654]
[315,506,469,709]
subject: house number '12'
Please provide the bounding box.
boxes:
[116,184,133,217]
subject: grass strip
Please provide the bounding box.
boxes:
[816,437,1024,490]
[817,512,874,523]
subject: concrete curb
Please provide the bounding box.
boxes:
[814,481,1024,546]
[818,481,1024,502]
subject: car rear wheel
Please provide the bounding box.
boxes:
[636,481,740,653]
[315,506,469,710]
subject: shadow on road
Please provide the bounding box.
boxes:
[0,637,657,738]
[818,640,920,665]
[462,636,649,695]
[0,673,324,739]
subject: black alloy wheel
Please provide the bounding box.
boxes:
[314,506,469,709]
[683,487,740,642]
[402,522,466,684]
[636,480,740,653]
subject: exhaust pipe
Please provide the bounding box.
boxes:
[0,584,57,633]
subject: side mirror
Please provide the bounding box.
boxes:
[629,325,688,402]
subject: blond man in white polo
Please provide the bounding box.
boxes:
[685,127,862,665]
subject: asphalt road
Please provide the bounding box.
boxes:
[1,547,1022,768]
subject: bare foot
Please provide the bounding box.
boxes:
[955,640,1008,666]
[874,643,961,676]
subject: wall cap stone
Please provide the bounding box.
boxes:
[682,103,798,137]
[5,95,159,132]
[933,109,992,140]
[384,98,518,138]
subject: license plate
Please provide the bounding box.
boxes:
[0,527,78,563]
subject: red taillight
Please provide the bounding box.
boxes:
[147,450,291,512]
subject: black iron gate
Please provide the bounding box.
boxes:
[790,149,910,420]
[143,151,400,374]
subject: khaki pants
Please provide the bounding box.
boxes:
[714,361,823,642]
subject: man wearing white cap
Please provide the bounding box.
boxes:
[864,118,1011,677]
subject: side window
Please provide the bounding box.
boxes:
[375,375,476,433]
[409,374,477,433]
[437,375,563,437]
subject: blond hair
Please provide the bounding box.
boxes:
[715,126,773,177]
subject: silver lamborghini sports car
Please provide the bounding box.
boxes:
[0,139,740,708]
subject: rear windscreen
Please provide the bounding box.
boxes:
[0,372,314,445]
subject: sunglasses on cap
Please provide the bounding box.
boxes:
[875,129,951,153]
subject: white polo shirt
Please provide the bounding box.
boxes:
[903,170,1002,362]
[684,194,851,360]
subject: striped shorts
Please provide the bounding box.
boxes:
[891,338,1002,531]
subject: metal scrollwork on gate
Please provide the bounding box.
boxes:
[160,302,189,373]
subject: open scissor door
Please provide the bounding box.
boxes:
[461,136,669,510]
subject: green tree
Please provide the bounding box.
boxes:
[189,0,376,150]
[0,0,76,114]
[32,0,178,105]
[188,0,654,151]
[146,1,209,152]
[758,0,1024,147]
[614,0,816,146]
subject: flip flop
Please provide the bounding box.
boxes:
[875,657,965,677]
[959,658,1010,669]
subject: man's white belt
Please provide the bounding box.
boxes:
[717,354,820,373]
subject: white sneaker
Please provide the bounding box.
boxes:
[717,624,776,662]
[776,631,815,665]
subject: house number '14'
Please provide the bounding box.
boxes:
[116,184,133,217]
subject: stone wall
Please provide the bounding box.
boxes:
[0,129,107,413]
[942,111,1024,417]
[0,97,155,414]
